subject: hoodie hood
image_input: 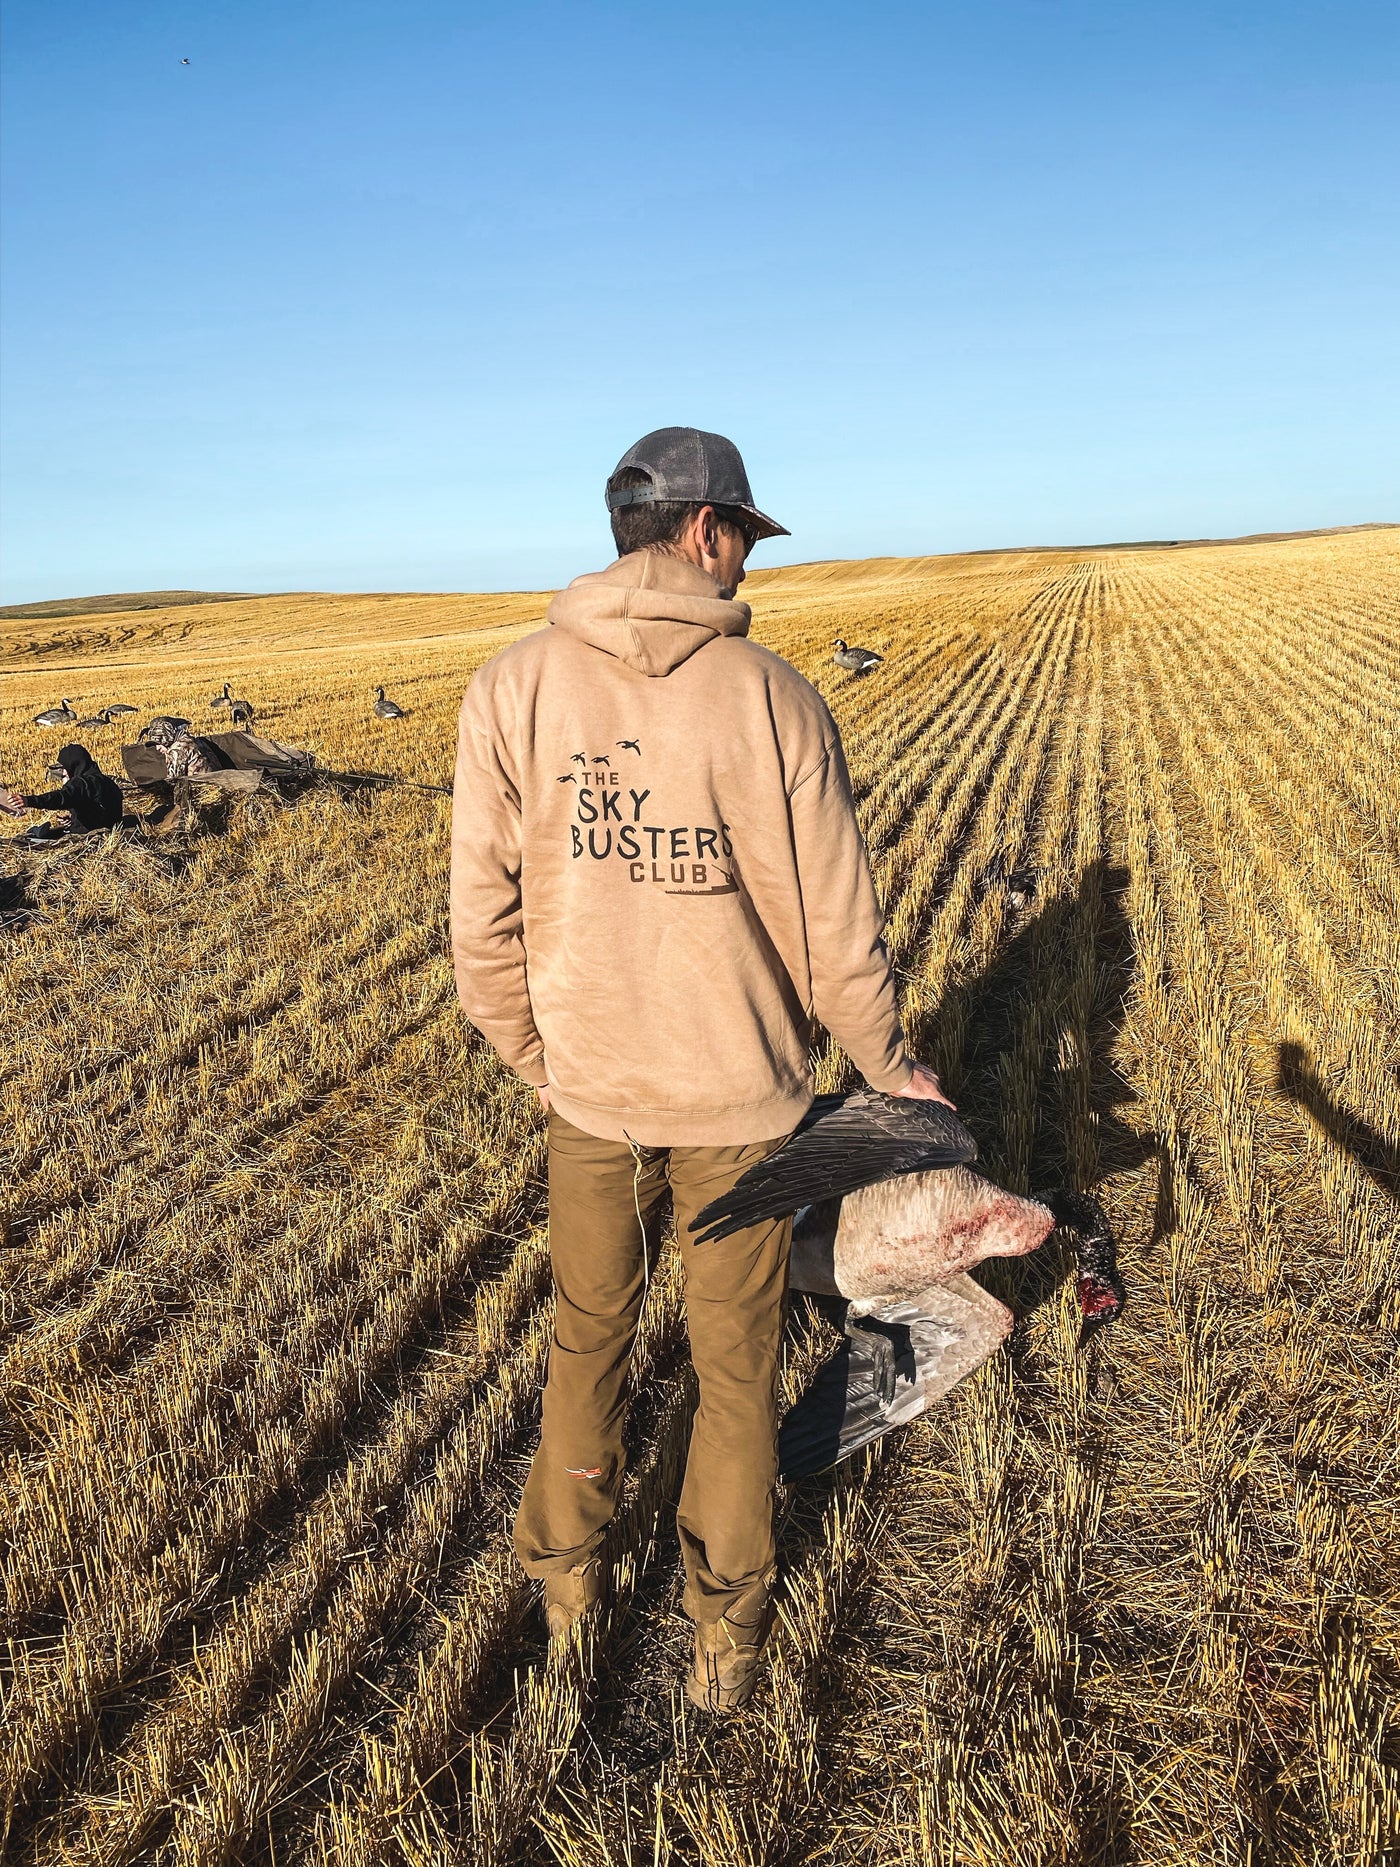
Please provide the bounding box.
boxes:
[546,551,751,678]
[56,744,98,779]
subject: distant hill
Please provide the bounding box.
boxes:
[964,521,1396,556]
[0,590,253,621]
[4,524,1392,621]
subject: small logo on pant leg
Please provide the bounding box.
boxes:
[565,1465,604,1479]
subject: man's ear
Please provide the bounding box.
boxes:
[696,505,720,560]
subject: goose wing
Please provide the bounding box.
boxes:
[689,1091,976,1243]
[778,1275,1012,1479]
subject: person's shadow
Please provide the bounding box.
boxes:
[904,855,1165,1322]
[1277,1040,1399,1201]
[780,858,1165,1483]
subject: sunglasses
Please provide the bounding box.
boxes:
[718,510,760,557]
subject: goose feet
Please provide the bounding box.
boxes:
[844,1315,899,1409]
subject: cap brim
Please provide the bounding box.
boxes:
[736,504,790,542]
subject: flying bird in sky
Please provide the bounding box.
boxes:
[180,57,190,65]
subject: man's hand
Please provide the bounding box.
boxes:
[0,791,27,817]
[536,1085,552,1112]
[893,1062,956,1108]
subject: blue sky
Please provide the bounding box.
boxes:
[2,1,1396,601]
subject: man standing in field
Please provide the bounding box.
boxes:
[450,427,951,1710]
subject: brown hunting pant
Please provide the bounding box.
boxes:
[513,1111,792,1626]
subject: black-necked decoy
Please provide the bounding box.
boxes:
[75,707,115,728]
[691,1092,1123,1476]
[33,698,78,727]
[373,686,406,720]
[105,702,139,717]
[211,681,255,722]
[832,639,882,675]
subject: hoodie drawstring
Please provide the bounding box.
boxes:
[622,1131,650,1295]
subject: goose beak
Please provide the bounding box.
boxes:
[1076,1272,1124,1345]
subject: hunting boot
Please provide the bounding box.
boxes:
[142,782,185,837]
[148,802,186,836]
[543,1556,604,1640]
[685,1574,776,1713]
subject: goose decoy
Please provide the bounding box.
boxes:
[372,686,405,720]
[210,681,255,722]
[105,702,139,717]
[33,699,78,727]
[75,707,114,728]
[832,639,882,675]
[690,1092,1124,1477]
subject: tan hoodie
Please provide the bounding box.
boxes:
[450,551,912,1145]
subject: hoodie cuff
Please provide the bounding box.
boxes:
[516,1055,550,1090]
[862,1053,915,1095]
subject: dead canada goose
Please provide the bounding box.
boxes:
[691,1091,1124,1477]
[33,698,78,727]
[976,850,1042,910]
[372,686,406,720]
[832,639,882,675]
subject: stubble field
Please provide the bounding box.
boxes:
[1,527,1397,1865]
